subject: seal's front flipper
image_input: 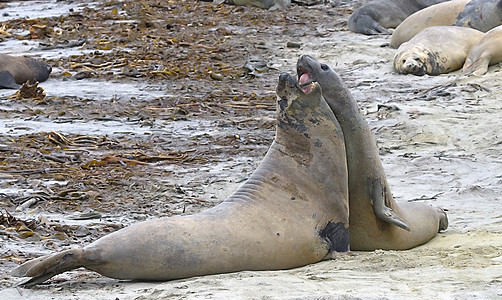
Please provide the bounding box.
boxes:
[366,177,410,231]
[0,71,21,89]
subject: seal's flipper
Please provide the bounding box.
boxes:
[0,70,21,89]
[462,58,489,76]
[367,177,410,231]
[11,249,83,287]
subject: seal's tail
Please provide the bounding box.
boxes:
[11,249,83,287]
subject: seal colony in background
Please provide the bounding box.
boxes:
[348,0,447,35]
[12,56,448,286]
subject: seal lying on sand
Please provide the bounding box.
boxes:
[463,25,502,75]
[348,0,447,35]
[209,0,290,10]
[393,26,483,75]
[0,54,52,89]
[390,0,502,48]
[296,55,448,250]
[12,72,350,286]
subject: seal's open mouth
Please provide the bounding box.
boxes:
[297,67,314,93]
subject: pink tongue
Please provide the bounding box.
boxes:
[299,72,310,85]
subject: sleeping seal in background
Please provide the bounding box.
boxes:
[0,54,52,89]
[393,26,483,75]
[391,0,502,48]
[348,0,447,35]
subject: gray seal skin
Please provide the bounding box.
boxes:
[296,54,448,251]
[393,26,484,76]
[463,24,502,75]
[391,0,502,48]
[11,73,350,286]
[0,54,52,89]
[348,0,447,35]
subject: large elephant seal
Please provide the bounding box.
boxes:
[12,72,350,286]
[0,54,52,89]
[348,0,447,35]
[390,0,502,48]
[296,54,448,250]
[393,26,483,75]
[463,24,502,75]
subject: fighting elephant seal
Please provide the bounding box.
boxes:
[0,54,52,89]
[348,0,447,35]
[12,72,350,286]
[393,26,483,75]
[463,25,502,75]
[296,55,448,250]
[390,0,502,48]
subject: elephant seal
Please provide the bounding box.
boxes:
[12,72,350,286]
[463,25,502,75]
[390,0,502,48]
[393,26,483,75]
[296,54,448,250]
[210,0,290,10]
[0,54,52,89]
[348,0,447,35]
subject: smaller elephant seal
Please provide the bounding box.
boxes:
[209,0,290,10]
[296,54,448,251]
[393,26,484,76]
[348,0,447,35]
[391,0,502,48]
[463,25,502,75]
[0,54,52,89]
[12,70,350,286]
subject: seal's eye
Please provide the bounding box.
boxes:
[321,64,329,71]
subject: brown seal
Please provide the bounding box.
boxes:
[11,72,350,286]
[390,0,502,48]
[463,25,502,75]
[393,26,484,76]
[348,0,447,35]
[296,54,448,250]
[0,54,52,89]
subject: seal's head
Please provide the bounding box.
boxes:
[295,55,353,116]
[276,72,323,113]
[394,51,427,76]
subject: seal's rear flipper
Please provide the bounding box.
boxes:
[0,71,21,89]
[367,177,410,231]
[11,249,83,287]
[462,58,489,76]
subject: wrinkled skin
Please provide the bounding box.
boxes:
[296,54,448,250]
[12,71,350,286]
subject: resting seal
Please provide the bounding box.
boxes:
[390,0,502,48]
[0,54,52,89]
[393,26,483,75]
[348,0,447,35]
[463,25,502,75]
[12,72,350,286]
[296,55,448,250]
